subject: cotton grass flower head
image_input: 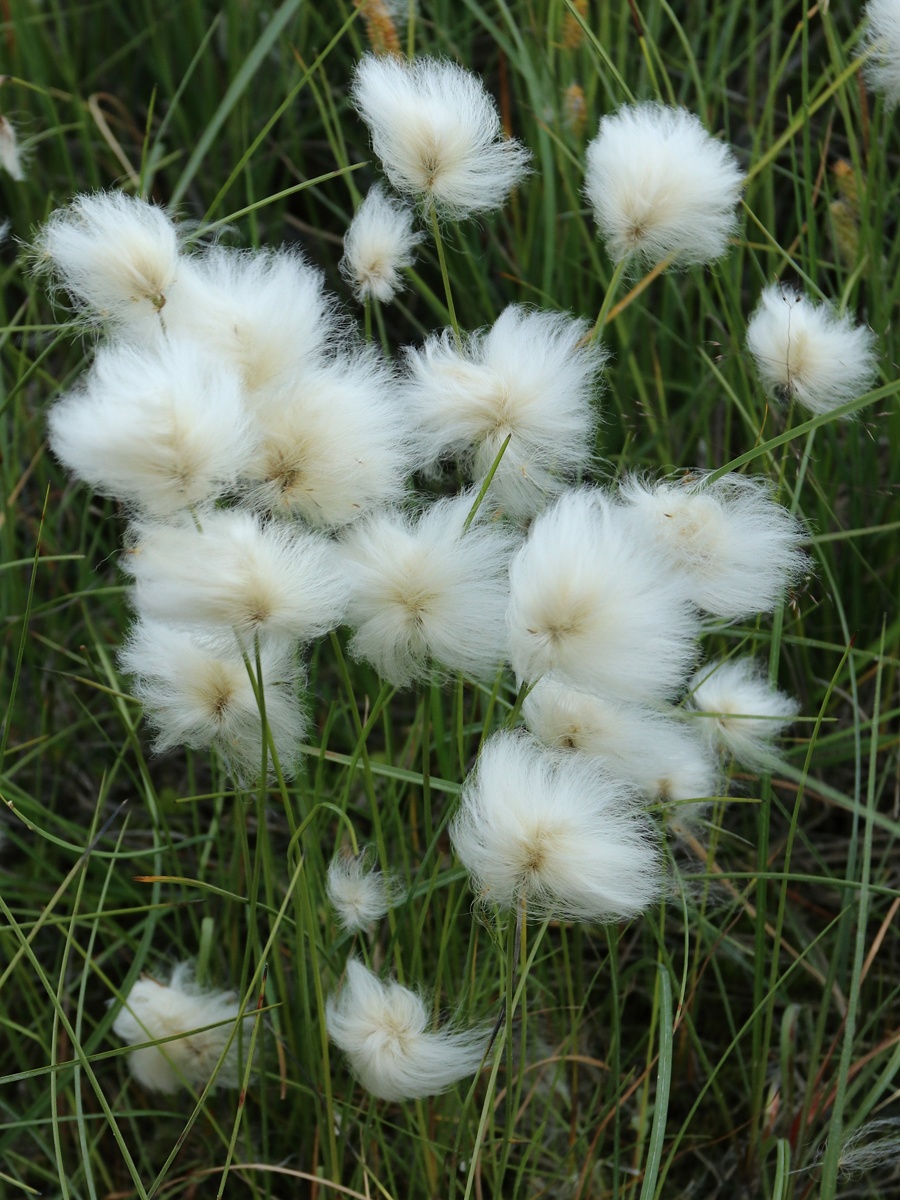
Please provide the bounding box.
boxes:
[240,350,414,528]
[33,191,181,331]
[507,488,699,701]
[451,729,662,922]
[351,54,531,217]
[327,848,402,931]
[584,102,743,266]
[125,509,349,646]
[864,0,900,108]
[617,473,808,619]
[522,678,718,807]
[404,306,604,519]
[119,620,306,782]
[111,962,255,1094]
[48,338,255,518]
[689,658,798,768]
[326,958,488,1100]
[0,115,25,181]
[159,245,338,396]
[746,284,878,416]
[340,184,422,303]
[338,491,517,687]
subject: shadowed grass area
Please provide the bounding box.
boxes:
[1,2,899,1198]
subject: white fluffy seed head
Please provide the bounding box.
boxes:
[351,54,531,217]
[507,488,699,701]
[119,620,306,782]
[240,351,415,528]
[111,962,255,1094]
[584,102,743,266]
[864,0,900,107]
[326,958,488,1101]
[451,729,662,922]
[326,849,402,931]
[404,307,604,519]
[125,509,350,645]
[338,492,517,687]
[689,658,799,768]
[158,245,340,396]
[340,184,422,303]
[0,115,25,181]
[746,284,878,416]
[48,338,256,517]
[522,678,718,805]
[617,473,808,619]
[33,191,181,330]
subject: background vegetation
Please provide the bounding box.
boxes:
[1,0,898,1197]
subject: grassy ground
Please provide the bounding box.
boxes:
[1,1,899,1197]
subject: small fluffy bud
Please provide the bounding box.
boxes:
[584,102,742,266]
[326,849,402,931]
[0,115,25,181]
[746,284,878,416]
[689,659,798,768]
[351,54,531,217]
[111,962,255,1094]
[340,185,422,303]
[326,958,488,1100]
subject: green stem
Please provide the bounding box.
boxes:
[589,257,628,341]
[429,204,460,344]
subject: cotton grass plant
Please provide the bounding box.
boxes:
[2,3,899,1199]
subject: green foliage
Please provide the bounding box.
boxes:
[1,1,899,1197]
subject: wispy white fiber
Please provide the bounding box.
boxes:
[507,488,699,701]
[834,1117,900,1178]
[617,473,808,619]
[160,245,339,396]
[326,958,488,1100]
[522,678,718,805]
[864,0,900,107]
[48,339,255,517]
[339,492,516,687]
[125,509,349,645]
[111,962,255,1094]
[241,350,414,528]
[351,54,531,217]
[340,184,422,303]
[451,729,662,922]
[326,849,402,931]
[404,306,604,519]
[584,103,743,266]
[33,191,181,330]
[0,115,25,181]
[689,658,798,768]
[746,284,878,416]
[119,619,305,782]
